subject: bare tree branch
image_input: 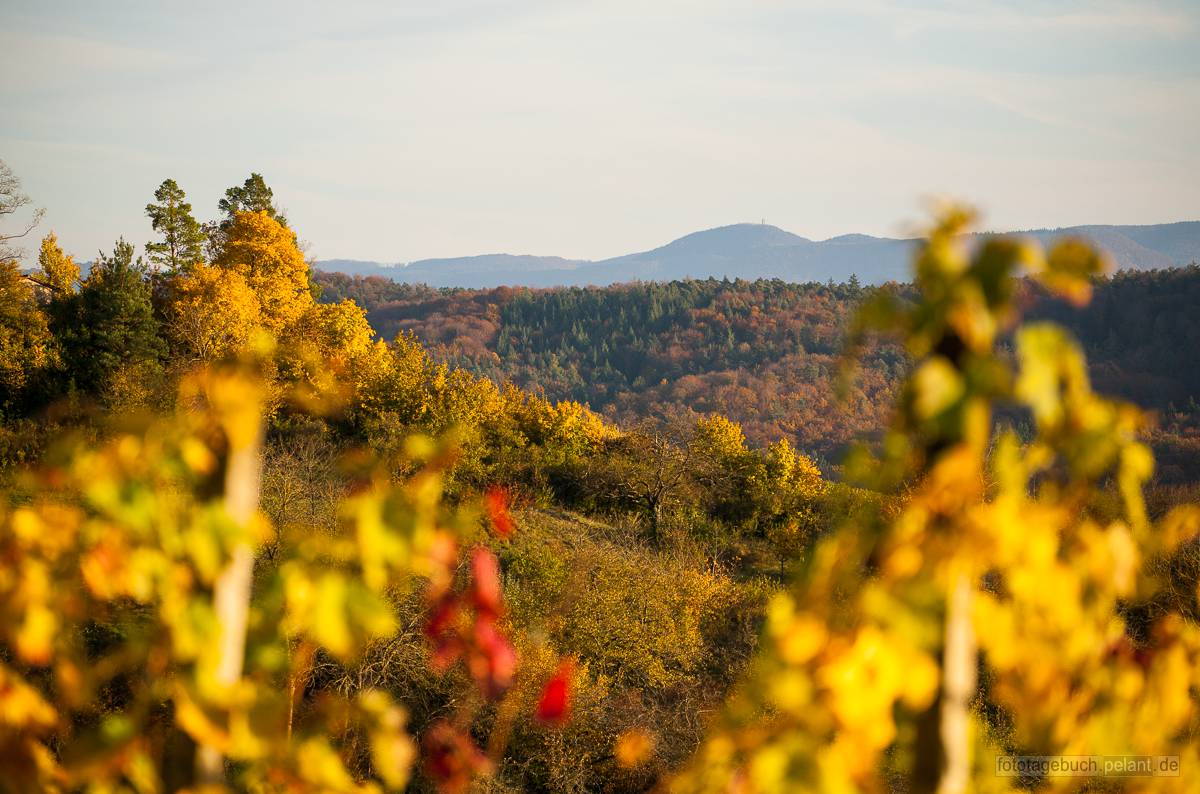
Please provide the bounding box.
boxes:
[0,159,45,261]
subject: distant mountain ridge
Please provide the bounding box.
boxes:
[317,220,1200,288]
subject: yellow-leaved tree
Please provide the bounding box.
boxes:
[213,210,313,334]
[671,207,1200,792]
[692,414,751,467]
[0,259,57,413]
[165,263,262,363]
[505,388,616,459]
[35,232,79,296]
[283,299,395,409]
[754,437,826,573]
[173,209,390,407]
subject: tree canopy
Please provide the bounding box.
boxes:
[145,178,206,274]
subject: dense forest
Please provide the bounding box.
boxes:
[315,266,1200,480]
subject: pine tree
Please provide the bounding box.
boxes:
[145,179,206,274]
[55,238,165,398]
[218,173,285,228]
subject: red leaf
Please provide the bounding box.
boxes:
[470,619,517,697]
[424,594,463,671]
[424,596,457,640]
[469,548,504,620]
[535,658,574,726]
[426,533,460,592]
[484,486,516,539]
[422,720,491,794]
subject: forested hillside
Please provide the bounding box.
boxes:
[315,266,1200,480]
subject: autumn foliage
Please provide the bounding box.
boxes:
[3,162,1199,793]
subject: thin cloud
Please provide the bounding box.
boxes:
[776,0,1196,37]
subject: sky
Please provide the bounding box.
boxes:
[2,0,1198,265]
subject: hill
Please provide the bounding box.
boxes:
[316,221,1200,288]
[315,265,1200,481]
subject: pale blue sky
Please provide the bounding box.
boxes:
[2,0,1198,264]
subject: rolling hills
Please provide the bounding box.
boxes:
[317,220,1200,288]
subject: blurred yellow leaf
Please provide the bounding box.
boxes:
[614,728,656,769]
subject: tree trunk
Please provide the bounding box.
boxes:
[195,429,263,785]
[936,571,976,794]
[647,496,662,546]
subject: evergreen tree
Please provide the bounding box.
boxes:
[218,173,285,228]
[145,179,205,273]
[55,238,165,398]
